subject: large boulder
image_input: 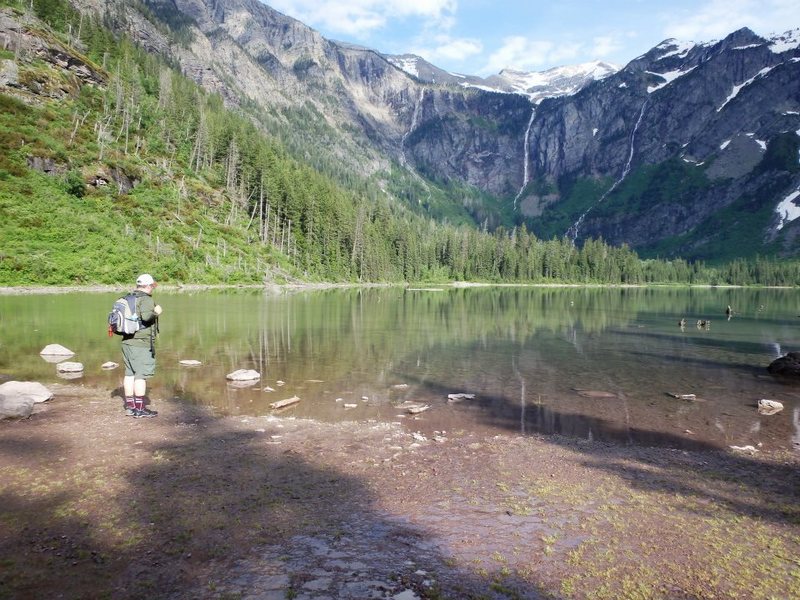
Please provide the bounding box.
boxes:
[767,352,800,377]
[0,381,53,420]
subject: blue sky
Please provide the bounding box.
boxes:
[264,0,800,74]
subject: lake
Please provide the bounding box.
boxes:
[2,286,798,452]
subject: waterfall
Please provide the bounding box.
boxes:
[567,100,648,243]
[400,88,425,167]
[513,105,536,210]
[400,88,431,205]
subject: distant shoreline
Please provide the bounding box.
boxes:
[1,281,794,295]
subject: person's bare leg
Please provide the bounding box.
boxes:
[124,375,136,414]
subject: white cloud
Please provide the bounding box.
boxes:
[481,36,582,73]
[411,35,483,64]
[663,0,800,42]
[268,0,457,37]
[592,35,625,58]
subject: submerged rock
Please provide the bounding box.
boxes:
[767,352,800,377]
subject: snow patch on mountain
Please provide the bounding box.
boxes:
[653,39,696,60]
[717,66,776,112]
[390,56,419,79]
[776,189,800,230]
[492,61,618,102]
[769,29,800,53]
[646,66,697,93]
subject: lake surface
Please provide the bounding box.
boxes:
[2,286,799,452]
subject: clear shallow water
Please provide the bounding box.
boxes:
[1,286,799,452]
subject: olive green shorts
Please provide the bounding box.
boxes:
[121,344,156,379]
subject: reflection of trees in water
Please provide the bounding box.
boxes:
[158,286,798,387]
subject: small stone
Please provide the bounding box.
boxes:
[729,445,758,454]
[179,359,202,366]
[56,361,84,373]
[101,362,118,370]
[757,399,784,415]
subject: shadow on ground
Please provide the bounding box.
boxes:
[0,390,555,599]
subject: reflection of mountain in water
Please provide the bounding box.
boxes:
[1,288,797,451]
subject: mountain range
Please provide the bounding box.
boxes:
[17,1,800,260]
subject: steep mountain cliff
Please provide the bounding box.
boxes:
[522,28,800,258]
[76,0,800,259]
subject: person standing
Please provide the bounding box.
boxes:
[121,273,163,418]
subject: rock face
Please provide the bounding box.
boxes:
[0,381,53,420]
[524,30,800,256]
[767,352,800,377]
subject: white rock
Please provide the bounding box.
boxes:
[40,344,74,356]
[179,359,202,366]
[226,369,260,381]
[56,361,84,373]
[0,381,53,419]
[729,445,759,453]
[0,393,34,419]
[447,393,475,402]
[758,399,784,415]
[393,590,420,600]
[0,381,53,403]
[101,361,118,369]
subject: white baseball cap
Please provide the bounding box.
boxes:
[136,273,157,286]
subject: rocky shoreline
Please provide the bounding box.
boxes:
[1,382,799,598]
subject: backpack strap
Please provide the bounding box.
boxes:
[125,294,137,316]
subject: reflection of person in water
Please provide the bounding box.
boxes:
[726,305,732,320]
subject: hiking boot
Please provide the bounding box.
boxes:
[124,407,137,417]
[134,408,158,418]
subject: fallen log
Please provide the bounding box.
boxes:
[269,396,300,410]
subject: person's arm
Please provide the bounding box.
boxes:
[138,295,157,324]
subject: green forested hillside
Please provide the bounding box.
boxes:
[0,0,798,286]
